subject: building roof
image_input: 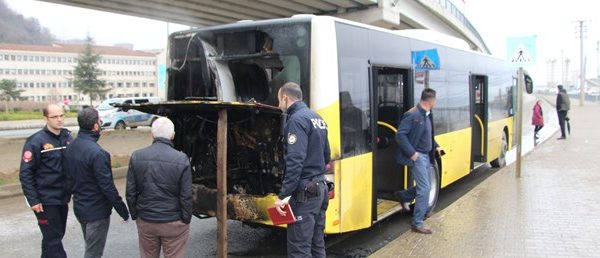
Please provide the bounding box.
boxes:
[0,43,156,57]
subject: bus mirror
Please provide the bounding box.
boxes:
[524,73,533,94]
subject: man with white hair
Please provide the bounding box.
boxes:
[126,117,192,258]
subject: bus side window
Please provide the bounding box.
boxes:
[340,91,369,156]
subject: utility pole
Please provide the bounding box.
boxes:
[576,20,587,106]
[597,40,599,79]
[564,58,570,87]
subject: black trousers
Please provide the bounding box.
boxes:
[287,183,329,258]
[34,204,68,258]
[558,110,568,137]
[534,125,543,136]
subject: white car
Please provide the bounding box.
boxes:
[97,97,161,130]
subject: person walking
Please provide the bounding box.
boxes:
[394,88,442,234]
[556,85,570,139]
[273,82,331,258]
[64,108,129,258]
[19,104,73,258]
[532,99,544,143]
[126,117,192,258]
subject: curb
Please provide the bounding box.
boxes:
[0,166,129,200]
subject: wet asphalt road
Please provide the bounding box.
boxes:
[0,164,497,258]
[0,95,550,257]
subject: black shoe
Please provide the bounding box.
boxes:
[557,137,566,140]
[393,191,411,211]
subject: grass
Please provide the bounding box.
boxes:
[0,111,78,121]
[0,170,19,186]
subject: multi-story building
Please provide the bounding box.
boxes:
[0,43,160,105]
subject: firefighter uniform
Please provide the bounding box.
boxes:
[19,127,72,258]
[278,101,331,258]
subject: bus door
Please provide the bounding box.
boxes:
[371,66,412,221]
[470,75,488,165]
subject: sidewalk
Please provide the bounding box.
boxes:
[0,117,77,130]
[372,103,600,257]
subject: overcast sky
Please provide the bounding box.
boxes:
[5,0,600,84]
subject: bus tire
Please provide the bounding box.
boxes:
[426,161,440,217]
[491,132,508,168]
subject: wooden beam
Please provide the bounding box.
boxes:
[216,109,228,258]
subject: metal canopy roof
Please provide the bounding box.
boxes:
[42,0,378,27]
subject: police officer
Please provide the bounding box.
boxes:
[19,104,72,258]
[274,82,331,258]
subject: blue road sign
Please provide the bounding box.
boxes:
[507,36,537,66]
[412,49,440,71]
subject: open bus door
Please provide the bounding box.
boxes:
[370,66,412,222]
[470,75,488,166]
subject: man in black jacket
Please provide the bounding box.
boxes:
[20,104,72,258]
[64,108,129,258]
[556,85,571,139]
[126,117,192,258]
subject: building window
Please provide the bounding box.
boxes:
[134,93,139,97]
[149,93,154,97]
[142,82,147,87]
[149,83,155,87]
[126,82,131,88]
[134,82,139,87]
[117,82,123,88]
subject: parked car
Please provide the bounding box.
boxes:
[97,97,161,130]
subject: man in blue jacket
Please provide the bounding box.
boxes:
[19,104,72,258]
[274,82,331,258]
[64,108,129,258]
[395,88,441,234]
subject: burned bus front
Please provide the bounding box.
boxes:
[159,19,311,223]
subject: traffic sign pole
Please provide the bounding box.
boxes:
[516,68,524,178]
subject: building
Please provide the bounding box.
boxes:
[0,43,160,105]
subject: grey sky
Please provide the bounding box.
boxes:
[5,0,600,84]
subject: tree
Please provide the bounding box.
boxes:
[72,36,108,106]
[0,79,24,113]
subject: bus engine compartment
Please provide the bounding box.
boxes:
[119,20,311,221]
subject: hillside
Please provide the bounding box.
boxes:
[0,0,55,44]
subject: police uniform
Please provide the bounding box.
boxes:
[278,101,331,258]
[19,126,72,258]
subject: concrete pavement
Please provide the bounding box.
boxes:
[372,103,600,257]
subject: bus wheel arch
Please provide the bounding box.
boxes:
[491,128,509,168]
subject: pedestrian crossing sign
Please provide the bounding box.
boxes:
[507,36,537,66]
[412,49,440,71]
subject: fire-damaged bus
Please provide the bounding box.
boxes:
[122,15,516,234]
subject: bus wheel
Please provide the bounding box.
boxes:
[491,133,507,168]
[426,161,440,216]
